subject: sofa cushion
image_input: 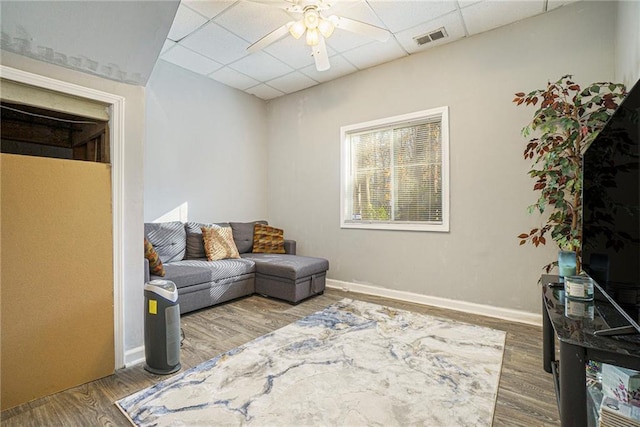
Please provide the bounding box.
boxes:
[152,259,256,289]
[202,226,241,261]
[185,221,230,259]
[241,253,329,280]
[252,224,285,254]
[230,221,267,254]
[144,237,165,277]
[145,221,186,263]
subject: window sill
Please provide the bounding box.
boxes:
[340,221,449,232]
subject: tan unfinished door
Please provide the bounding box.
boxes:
[1,153,114,410]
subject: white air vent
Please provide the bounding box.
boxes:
[413,27,448,46]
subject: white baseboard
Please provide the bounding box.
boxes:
[124,346,145,368]
[326,279,542,326]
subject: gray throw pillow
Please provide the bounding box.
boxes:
[229,220,268,254]
[144,221,186,263]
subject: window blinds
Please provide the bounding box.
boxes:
[347,118,443,224]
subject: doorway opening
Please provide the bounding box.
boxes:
[0,65,126,371]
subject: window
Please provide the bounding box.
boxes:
[340,107,449,232]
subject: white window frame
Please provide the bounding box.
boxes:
[340,107,450,232]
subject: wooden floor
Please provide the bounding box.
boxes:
[1,288,560,426]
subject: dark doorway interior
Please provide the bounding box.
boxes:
[1,102,109,163]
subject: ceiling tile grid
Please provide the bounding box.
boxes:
[180,21,251,64]
[158,0,578,100]
[209,66,260,90]
[161,44,223,75]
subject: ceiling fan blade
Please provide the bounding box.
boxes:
[312,37,330,72]
[331,16,390,42]
[247,23,292,53]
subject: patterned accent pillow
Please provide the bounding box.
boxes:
[201,226,241,261]
[252,224,285,254]
[144,237,165,277]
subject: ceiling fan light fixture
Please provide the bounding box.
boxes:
[249,2,391,73]
[303,9,319,29]
[318,17,335,38]
[289,20,306,39]
[306,27,320,46]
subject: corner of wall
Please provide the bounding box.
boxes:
[614,0,640,87]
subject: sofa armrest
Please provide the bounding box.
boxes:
[284,239,296,255]
[144,258,150,284]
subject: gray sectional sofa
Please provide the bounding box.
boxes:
[144,221,329,314]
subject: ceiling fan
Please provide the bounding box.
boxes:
[247,0,390,72]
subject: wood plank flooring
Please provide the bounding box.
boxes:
[1,289,560,426]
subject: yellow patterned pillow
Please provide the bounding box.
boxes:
[201,226,241,261]
[252,224,285,254]
[144,237,165,277]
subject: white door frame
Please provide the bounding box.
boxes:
[1,65,126,369]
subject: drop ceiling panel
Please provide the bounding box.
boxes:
[168,3,208,41]
[461,1,545,35]
[183,0,235,19]
[246,84,285,100]
[458,0,485,8]
[326,27,380,53]
[161,45,223,75]
[266,71,319,94]
[214,1,294,44]
[209,67,259,90]
[330,1,385,25]
[300,54,359,83]
[341,39,407,70]
[181,21,250,64]
[548,0,580,10]
[368,1,457,33]
[228,51,294,81]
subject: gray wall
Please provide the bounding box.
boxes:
[265,1,616,314]
[615,0,640,87]
[144,60,269,223]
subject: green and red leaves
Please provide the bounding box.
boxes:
[513,75,627,271]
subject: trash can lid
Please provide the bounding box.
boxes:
[144,280,178,302]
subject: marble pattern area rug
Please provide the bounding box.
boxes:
[117,298,506,426]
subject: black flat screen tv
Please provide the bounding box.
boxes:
[582,77,640,336]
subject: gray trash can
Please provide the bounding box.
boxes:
[144,280,181,375]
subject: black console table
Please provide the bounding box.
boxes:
[542,275,640,426]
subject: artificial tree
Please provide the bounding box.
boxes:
[514,74,626,272]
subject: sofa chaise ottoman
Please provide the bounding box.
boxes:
[242,253,329,304]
